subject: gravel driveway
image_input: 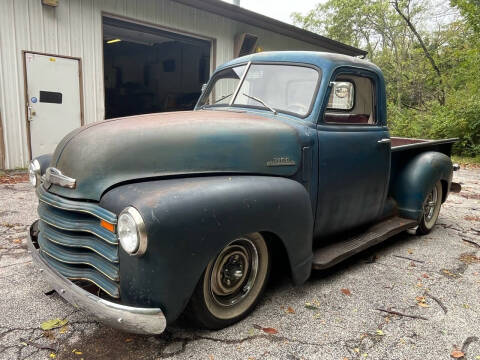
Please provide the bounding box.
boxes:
[0,168,479,360]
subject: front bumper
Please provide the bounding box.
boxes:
[28,223,167,335]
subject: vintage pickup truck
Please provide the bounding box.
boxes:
[27,51,461,334]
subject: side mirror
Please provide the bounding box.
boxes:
[201,83,208,93]
[327,81,355,111]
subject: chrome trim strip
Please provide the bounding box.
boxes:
[28,228,166,335]
[37,186,117,224]
[39,221,118,263]
[38,204,118,245]
[40,251,120,298]
[38,233,119,281]
[40,217,117,245]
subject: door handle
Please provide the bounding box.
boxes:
[377,138,391,144]
[27,105,33,122]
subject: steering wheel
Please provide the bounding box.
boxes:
[287,103,308,114]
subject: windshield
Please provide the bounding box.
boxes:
[197,63,320,117]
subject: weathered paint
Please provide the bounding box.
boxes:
[0,0,344,169]
[48,110,307,200]
[99,175,314,322]
[390,151,454,220]
[28,51,458,330]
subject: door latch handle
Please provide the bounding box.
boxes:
[377,138,391,144]
[27,105,33,122]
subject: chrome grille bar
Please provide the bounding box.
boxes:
[36,192,120,299]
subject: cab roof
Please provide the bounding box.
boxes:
[217,51,382,77]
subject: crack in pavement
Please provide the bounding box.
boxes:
[156,332,339,359]
[157,314,404,360]
[0,309,99,360]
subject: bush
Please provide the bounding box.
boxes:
[388,90,480,156]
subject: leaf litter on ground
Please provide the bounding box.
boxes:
[252,324,278,335]
[41,318,68,331]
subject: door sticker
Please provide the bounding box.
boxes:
[31,97,38,103]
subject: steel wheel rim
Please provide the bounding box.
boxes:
[423,185,438,223]
[209,238,259,307]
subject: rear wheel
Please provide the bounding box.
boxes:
[417,181,443,235]
[186,233,270,330]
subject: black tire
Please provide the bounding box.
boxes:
[186,232,270,330]
[417,181,443,235]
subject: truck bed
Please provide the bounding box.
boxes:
[391,137,458,152]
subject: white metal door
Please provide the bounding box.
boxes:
[25,52,82,158]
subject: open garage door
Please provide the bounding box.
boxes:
[103,17,211,119]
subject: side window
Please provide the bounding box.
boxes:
[324,74,376,125]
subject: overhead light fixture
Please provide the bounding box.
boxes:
[106,38,122,44]
[42,0,59,7]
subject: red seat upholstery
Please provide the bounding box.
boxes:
[324,113,370,124]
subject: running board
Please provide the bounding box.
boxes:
[312,216,418,270]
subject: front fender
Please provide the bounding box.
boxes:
[390,151,453,221]
[100,176,313,324]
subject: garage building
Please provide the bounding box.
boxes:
[0,0,365,169]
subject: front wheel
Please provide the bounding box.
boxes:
[186,233,270,330]
[417,181,443,235]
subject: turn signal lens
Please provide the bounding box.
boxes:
[100,220,115,232]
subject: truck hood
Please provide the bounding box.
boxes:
[48,110,302,201]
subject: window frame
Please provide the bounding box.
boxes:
[321,68,379,126]
[197,61,322,119]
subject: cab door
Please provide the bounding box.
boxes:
[314,70,390,238]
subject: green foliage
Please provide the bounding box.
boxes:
[292,0,480,155]
[451,0,480,33]
[389,90,480,155]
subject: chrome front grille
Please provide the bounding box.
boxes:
[36,186,119,298]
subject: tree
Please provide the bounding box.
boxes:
[392,0,445,105]
[291,0,480,156]
[451,0,480,33]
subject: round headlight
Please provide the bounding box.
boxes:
[28,159,40,187]
[117,207,147,256]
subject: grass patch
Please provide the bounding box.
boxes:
[452,155,480,166]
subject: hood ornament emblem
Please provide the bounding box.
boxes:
[44,167,76,189]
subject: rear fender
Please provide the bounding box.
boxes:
[390,151,453,221]
[100,176,313,323]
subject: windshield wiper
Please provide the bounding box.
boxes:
[199,93,233,110]
[241,93,277,115]
[214,93,233,104]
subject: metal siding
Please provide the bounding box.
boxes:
[0,0,332,169]
[0,0,27,168]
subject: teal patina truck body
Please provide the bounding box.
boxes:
[27,51,460,334]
